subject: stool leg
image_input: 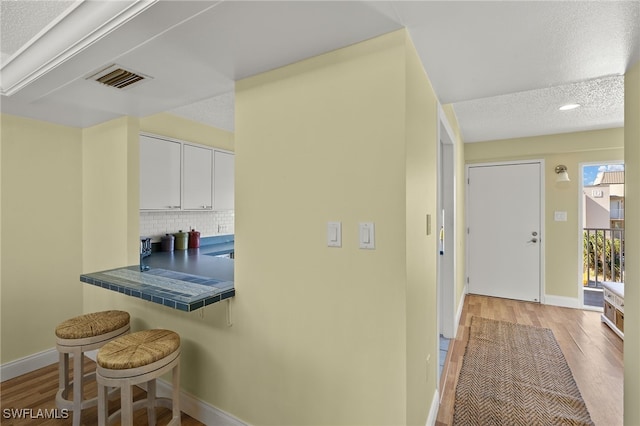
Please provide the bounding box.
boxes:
[97,381,108,426]
[147,379,157,426]
[72,350,83,426]
[172,363,181,425]
[58,352,70,400]
[121,384,133,426]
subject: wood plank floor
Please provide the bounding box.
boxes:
[436,294,624,426]
[0,356,204,425]
[0,295,623,425]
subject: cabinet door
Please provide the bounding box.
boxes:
[214,151,235,210]
[140,135,181,210]
[183,144,213,210]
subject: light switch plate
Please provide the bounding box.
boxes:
[327,222,342,247]
[359,222,375,249]
[554,211,567,222]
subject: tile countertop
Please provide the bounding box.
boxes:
[80,236,234,312]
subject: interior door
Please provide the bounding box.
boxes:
[467,162,541,302]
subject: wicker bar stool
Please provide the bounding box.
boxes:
[96,329,181,426]
[55,310,130,426]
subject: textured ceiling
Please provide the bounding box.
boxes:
[455,75,625,143]
[0,0,77,63]
[169,92,235,132]
[0,1,638,142]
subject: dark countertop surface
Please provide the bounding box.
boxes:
[81,236,234,311]
[143,245,234,281]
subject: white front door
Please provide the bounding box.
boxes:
[467,162,542,302]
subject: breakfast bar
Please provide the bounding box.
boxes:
[80,236,234,312]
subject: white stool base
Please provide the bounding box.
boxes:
[56,324,130,426]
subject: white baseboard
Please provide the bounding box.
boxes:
[0,348,58,382]
[544,294,580,309]
[425,389,440,426]
[154,377,247,426]
[455,291,466,329]
[3,349,247,426]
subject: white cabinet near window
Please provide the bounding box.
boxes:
[214,151,234,211]
[140,135,181,210]
[601,281,624,340]
[183,144,213,210]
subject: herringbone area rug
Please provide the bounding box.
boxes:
[452,316,594,426]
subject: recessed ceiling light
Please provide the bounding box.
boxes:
[559,103,581,111]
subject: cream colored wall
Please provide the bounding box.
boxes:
[81,30,442,425]
[465,128,624,299]
[82,117,139,274]
[140,113,234,152]
[404,35,439,425]
[0,114,83,364]
[235,30,412,425]
[624,60,640,426]
[81,115,242,408]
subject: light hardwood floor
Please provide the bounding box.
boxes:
[0,356,204,425]
[0,295,623,425]
[436,294,624,426]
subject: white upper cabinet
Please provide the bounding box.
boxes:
[139,133,234,212]
[183,144,213,210]
[214,151,235,211]
[140,135,181,210]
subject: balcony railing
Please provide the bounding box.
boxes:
[583,228,624,288]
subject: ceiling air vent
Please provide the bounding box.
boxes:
[86,64,151,90]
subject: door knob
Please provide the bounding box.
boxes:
[528,238,538,243]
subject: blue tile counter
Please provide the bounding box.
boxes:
[81,235,234,312]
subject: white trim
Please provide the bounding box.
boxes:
[544,294,581,309]
[4,349,247,425]
[1,1,158,96]
[89,351,245,425]
[0,348,58,382]
[577,160,625,309]
[455,291,466,329]
[436,103,458,340]
[425,389,440,426]
[153,377,248,426]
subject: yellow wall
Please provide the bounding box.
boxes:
[236,29,418,425]
[140,113,234,152]
[404,35,439,424]
[81,114,241,403]
[465,128,624,300]
[82,117,140,274]
[80,30,441,425]
[624,60,640,426]
[0,114,83,363]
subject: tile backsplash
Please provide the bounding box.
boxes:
[140,210,234,242]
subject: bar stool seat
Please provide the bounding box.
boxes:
[55,310,130,426]
[96,329,181,426]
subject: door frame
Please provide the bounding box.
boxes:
[577,160,624,311]
[436,105,457,341]
[465,160,546,304]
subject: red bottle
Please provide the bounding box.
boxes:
[188,229,201,248]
